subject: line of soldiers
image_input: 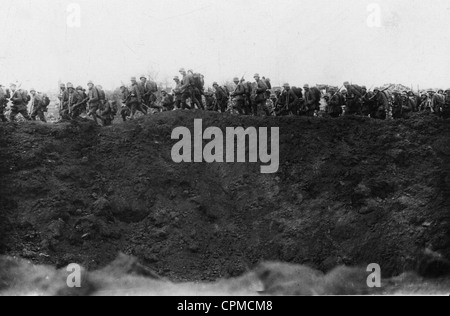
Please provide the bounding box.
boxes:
[2,74,450,125]
[0,83,51,123]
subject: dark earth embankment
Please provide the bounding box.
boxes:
[0,111,449,282]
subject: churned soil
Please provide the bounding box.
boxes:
[0,111,449,282]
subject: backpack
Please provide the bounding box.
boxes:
[292,87,303,99]
[42,94,50,107]
[193,73,204,91]
[21,90,31,104]
[310,87,321,101]
[265,80,272,90]
[97,88,106,102]
[244,82,253,95]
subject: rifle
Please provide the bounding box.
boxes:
[369,85,393,101]
[71,97,89,114]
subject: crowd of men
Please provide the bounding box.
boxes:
[1,69,450,125]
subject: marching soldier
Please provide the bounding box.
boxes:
[231,77,247,115]
[73,86,88,118]
[253,74,269,116]
[61,83,82,121]
[276,83,299,116]
[9,83,31,121]
[173,76,183,110]
[0,85,10,122]
[179,68,202,110]
[213,82,229,113]
[87,81,101,124]
[392,90,403,119]
[400,91,414,119]
[30,88,47,122]
[119,85,131,122]
[303,84,320,117]
[327,87,344,118]
[130,77,148,119]
[343,82,363,116]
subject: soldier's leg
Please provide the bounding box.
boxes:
[236,99,244,115]
[20,109,32,121]
[38,110,47,123]
[181,93,192,110]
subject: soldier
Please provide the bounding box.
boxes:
[430,89,445,116]
[179,68,202,110]
[140,75,158,107]
[119,85,132,122]
[371,87,390,120]
[87,81,101,124]
[443,89,450,119]
[400,91,414,119]
[253,74,269,116]
[62,83,82,121]
[360,86,374,117]
[276,83,299,116]
[129,77,148,119]
[73,86,89,118]
[0,85,10,122]
[204,91,216,111]
[327,87,344,118]
[343,82,363,116]
[303,84,320,117]
[9,83,31,121]
[173,76,183,110]
[231,77,247,115]
[213,82,229,113]
[189,70,204,110]
[161,90,174,111]
[29,89,47,122]
[99,100,116,126]
[392,90,403,119]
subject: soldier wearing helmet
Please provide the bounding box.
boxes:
[212,82,229,113]
[231,77,247,115]
[253,74,270,116]
[29,88,46,123]
[179,68,202,110]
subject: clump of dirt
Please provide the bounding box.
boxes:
[0,112,449,282]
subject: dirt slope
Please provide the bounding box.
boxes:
[0,112,449,282]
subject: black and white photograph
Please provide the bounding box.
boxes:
[0,0,450,298]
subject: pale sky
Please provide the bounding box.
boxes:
[0,0,449,91]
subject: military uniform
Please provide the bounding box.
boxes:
[443,90,450,119]
[129,82,147,118]
[344,83,363,116]
[0,87,10,122]
[73,87,88,118]
[30,93,47,122]
[253,75,269,116]
[180,71,202,110]
[327,91,343,118]
[120,87,132,122]
[400,93,414,119]
[173,77,183,109]
[213,83,229,113]
[392,91,403,119]
[232,79,247,115]
[99,101,116,126]
[87,82,101,123]
[372,89,390,120]
[161,93,174,111]
[9,89,31,121]
[62,86,82,120]
[303,85,320,117]
[277,85,299,116]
